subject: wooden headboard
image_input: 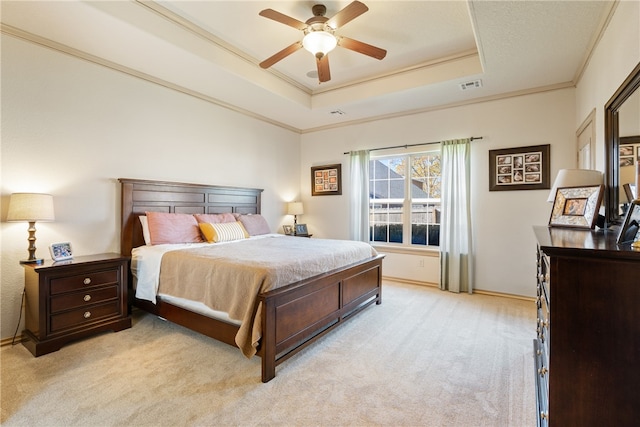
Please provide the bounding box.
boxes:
[119,178,263,256]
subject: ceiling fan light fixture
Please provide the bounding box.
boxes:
[302,30,337,57]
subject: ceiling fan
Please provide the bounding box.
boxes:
[258,1,387,83]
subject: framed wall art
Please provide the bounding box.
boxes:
[617,199,640,244]
[311,164,342,196]
[549,185,603,229]
[489,144,550,191]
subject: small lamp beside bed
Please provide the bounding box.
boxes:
[287,202,304,233]
[7,193,55,264]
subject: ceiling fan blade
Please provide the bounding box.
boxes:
[316,54,331,83]
[338,36,387,60]
[259,42,303,69]
[259,9,308,30]
[327,1,368,29]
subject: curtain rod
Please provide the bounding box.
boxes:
[343,136,483,155]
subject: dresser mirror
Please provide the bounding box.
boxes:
[605,62,640,225]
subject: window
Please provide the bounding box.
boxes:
[369,151,441,247]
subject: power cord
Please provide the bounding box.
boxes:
[11,288,26,346]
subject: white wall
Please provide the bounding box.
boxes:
[300,89,577,297]
[576,0,640,162]
[1,36,300,340]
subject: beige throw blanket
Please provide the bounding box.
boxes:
[158,236,378,357]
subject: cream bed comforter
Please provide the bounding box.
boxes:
[132,235,377,357]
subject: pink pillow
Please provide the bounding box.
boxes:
[193,213,236,224]
[238,214,271,236]
[145,212,203,245]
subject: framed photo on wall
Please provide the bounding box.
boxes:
[311,164,342,196]
[489,144,550,191]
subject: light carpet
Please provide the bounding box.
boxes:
[1,281,536,426]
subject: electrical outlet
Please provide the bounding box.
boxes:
[419,259,425,267]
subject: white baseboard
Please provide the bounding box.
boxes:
[383,275,535,302]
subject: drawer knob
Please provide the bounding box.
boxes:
[83,294,91,302]
[83,311,91,319]
[83,278,92,285]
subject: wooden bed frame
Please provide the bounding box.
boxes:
[119,178,384,382]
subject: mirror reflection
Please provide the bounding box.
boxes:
[618,88,640,214]
[605,62,640,225]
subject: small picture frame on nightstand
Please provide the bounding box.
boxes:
[295,224,309,236]
[283,225,294,235]
[50,242,73,261]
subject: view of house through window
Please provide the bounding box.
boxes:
[369,151,441,247]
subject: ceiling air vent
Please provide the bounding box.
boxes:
[459,80,482,91]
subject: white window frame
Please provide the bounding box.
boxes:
[369,149,441,249]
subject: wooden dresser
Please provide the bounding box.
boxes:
[22,253,131,356]
[533,226,640,426]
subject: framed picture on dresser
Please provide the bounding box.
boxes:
[617,199,640,244]
[549,185,603,229]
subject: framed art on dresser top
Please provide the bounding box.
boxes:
[549,185,603,229]
[617,199,640,244]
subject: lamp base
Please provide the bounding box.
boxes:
[20,259,44,265]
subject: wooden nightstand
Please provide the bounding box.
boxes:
[22,253,131,356]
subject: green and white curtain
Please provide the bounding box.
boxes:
[440,139,473,293]
[349,150,370,242]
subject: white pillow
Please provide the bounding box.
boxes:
[139,215,151,245]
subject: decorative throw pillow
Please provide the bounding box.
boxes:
[145,212,204,245]
[199,221,249,243]
[237,214,271,236]
[193,213,236,224]
[139,215,151,245]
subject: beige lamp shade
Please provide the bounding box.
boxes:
[547,169,603,202]
[7,193,55,222]
[287,202,304,216]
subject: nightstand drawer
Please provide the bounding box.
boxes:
[50,300,121,333]
[50,285,119,313]
[50,269,119,294]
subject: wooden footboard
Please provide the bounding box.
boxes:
[259,254,384,382]
[132,254,383,382]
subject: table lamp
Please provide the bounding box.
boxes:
[547,169,603,202]
[7,193,55,264]
[287,202,304,233]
